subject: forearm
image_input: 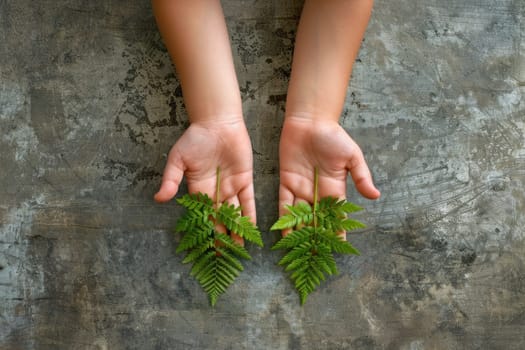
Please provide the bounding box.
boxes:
[285,0,374,121]
[152,0,242,123]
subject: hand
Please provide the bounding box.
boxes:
[278,117,380,223]
[155,120,256,243]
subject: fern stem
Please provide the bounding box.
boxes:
[313,166,319,229]
[215,167,221,210]
[313,167,319,206]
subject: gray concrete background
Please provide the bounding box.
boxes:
[1,0,524,349]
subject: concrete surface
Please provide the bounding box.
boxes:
[1,0,524,349]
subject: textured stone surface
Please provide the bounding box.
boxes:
[1,0,524,349]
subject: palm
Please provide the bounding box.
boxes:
[278,118,379,216]
[155,121,256,224]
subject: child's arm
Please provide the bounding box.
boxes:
[151,0,242,121]
[285,0,375,120]
[152,0,256,230]
[279,0,380,221]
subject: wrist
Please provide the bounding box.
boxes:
[189,114,245,128]
[284,99,342,122]
[284,110,341,124]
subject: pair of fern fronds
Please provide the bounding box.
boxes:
[175,167,365,305]
[270,167,365,304]
[175,168,262,306]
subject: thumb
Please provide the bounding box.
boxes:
[346,148,380,200]
[154,151,185,203]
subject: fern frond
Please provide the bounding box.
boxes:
[271,169,367,305]
[174,167,263,306]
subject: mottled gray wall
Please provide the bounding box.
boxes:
[1,0,524,349]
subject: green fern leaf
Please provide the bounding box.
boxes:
[215,247,244,272]
[269,213,297,230]
[215,233,252,260]
[318,196,363,215]
[340,201,363,213]
[176,222,214,253]
[271,227,314,250]
[176,193,214,212]
[315,244,338,275]
[316,230,361,255]
[340,218,366,231]
[216,254,242,280]
[270,202,313,230]
[278,241,313,266]
[190,250,216,278]
[192,255,237,307]
[284,254,312,272]
[217,204,263,246]
[292,262,321,305]
[235,218,263,246]
[311,255,335,276]
[182,239,215,264]
[175,209,212,232]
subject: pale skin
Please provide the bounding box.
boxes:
[152,0,380,239]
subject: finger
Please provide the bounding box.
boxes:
[278,185,295,217]
[154,152,185,203]
[346,148,381,200]
[215,222,227,234]
[278,185,295,236]
[294,197,310,205]
[238,183,257,225]
[223,196,244,246]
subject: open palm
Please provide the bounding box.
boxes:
[155,121,256,236]
[278,117,380,219]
